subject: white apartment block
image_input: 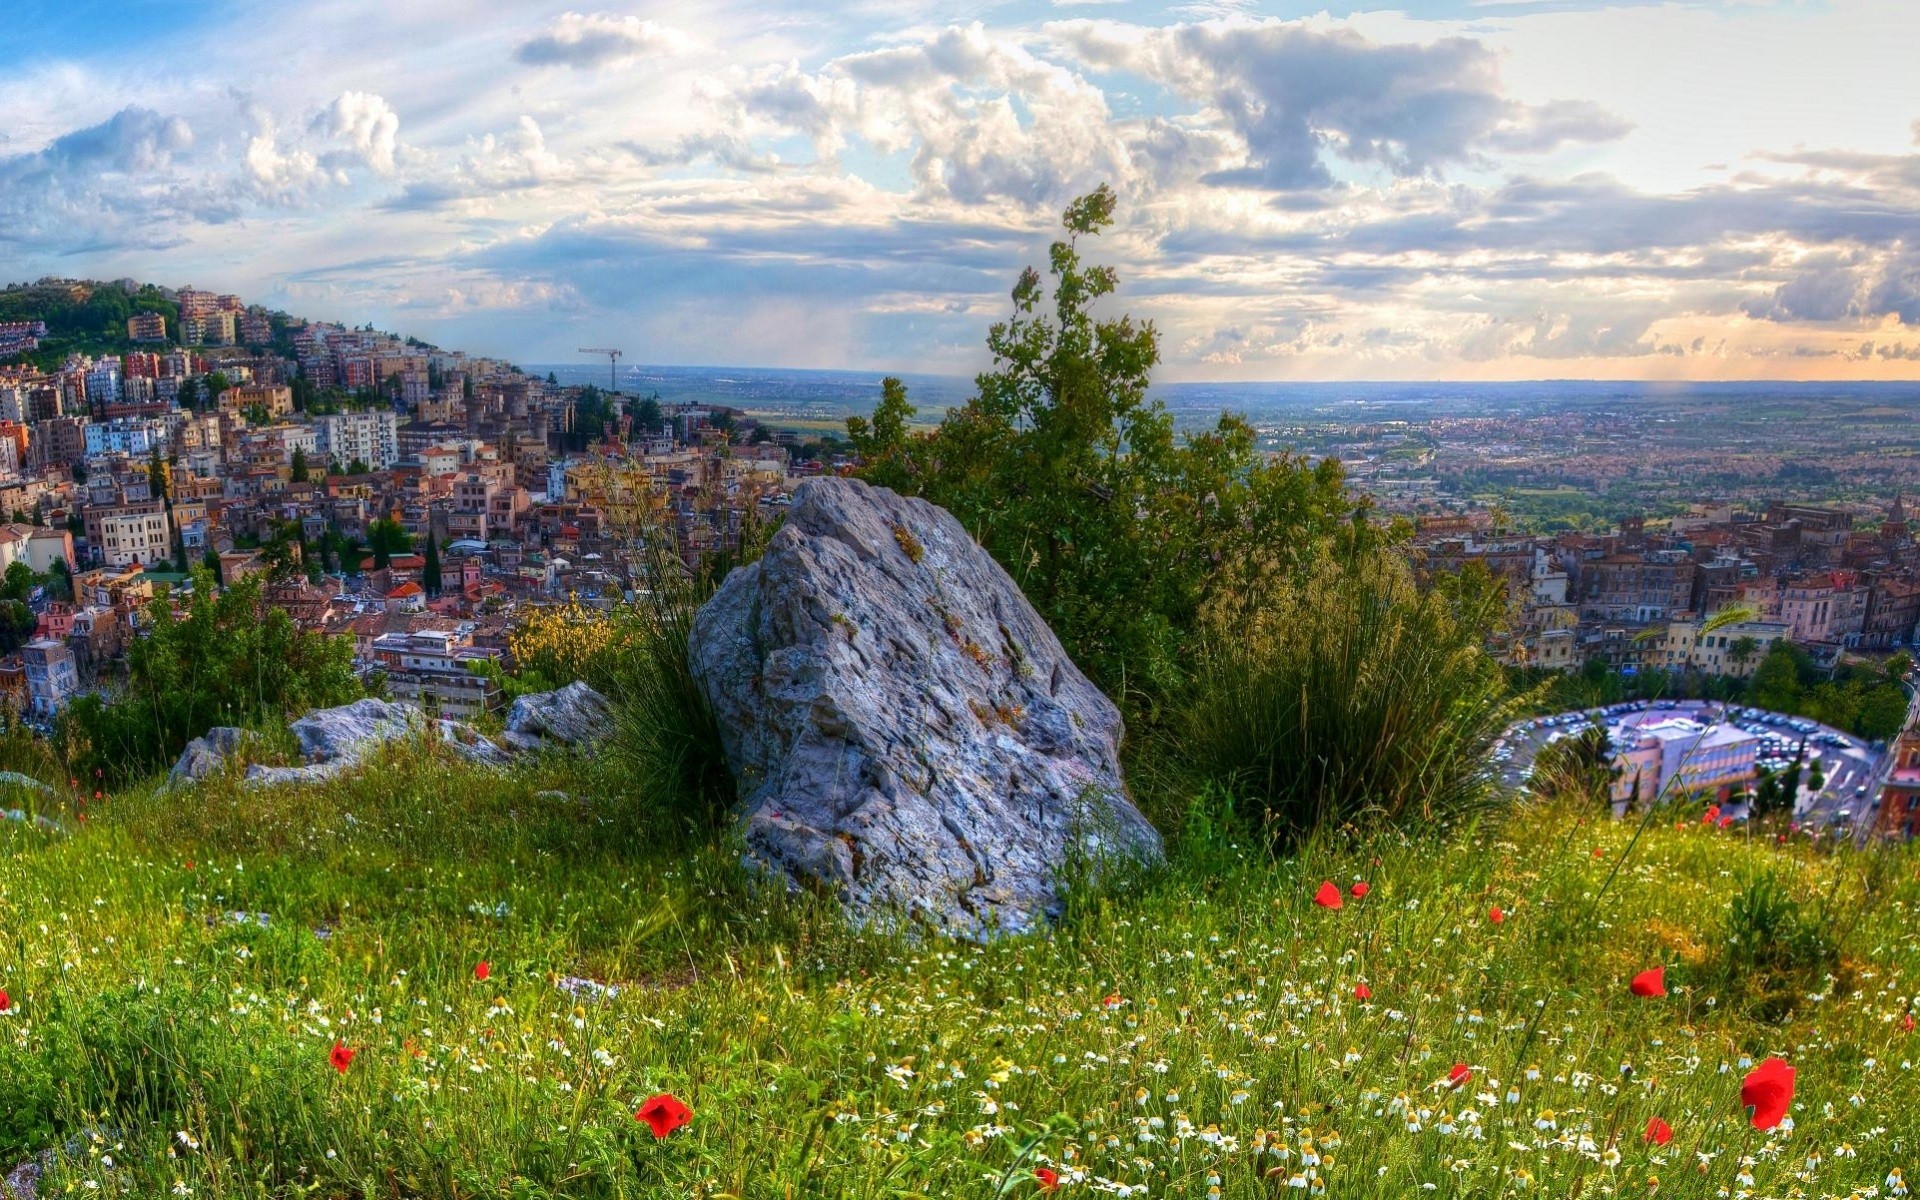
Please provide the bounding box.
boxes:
[99,509,172,567]
[84,417,168,459]
[316,411,400,471]
[84,358,121,406]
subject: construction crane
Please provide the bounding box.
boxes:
[578,347,623,392]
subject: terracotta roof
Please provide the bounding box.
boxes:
[386,582,424,599]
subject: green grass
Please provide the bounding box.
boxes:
[1,746,1917,1198]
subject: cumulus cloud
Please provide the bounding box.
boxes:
[732,23,1130,208]
[315,91,401,174]
[514,12,687,69]
[0,106,204,248]
[1052,19,1630,190]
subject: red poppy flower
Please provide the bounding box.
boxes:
[0,990,10,1013]
[1489,906,1505,925]
[1313,881,1343,910]
[1903,1012,1915,1033]
[183,860,194,871]
[1740,1057,1794,1130]
[1354,983,1372,1001]
[1630,967,1666,997]
[1447,1062,1471,1089]
[1703,804,1721,824]
[1102,993,1123,1009]
[1718,816,1734,829]
[1644,1116,1673,1146]
[329,1041,356,1074]
[1349,881,1370,898]
[473,961,491,982]
[1034,1167,1061,1192]
[636,1092,692,1139]
[1592,847,1606,858]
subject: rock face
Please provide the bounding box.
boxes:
[503,681,612,751]
[164,687,602,791]
[689,476,1160,937]
[164,727,253,790]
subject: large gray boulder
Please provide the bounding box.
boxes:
[503,681,611,751]
[689,476,1160,937]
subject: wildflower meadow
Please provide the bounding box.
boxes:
[1,742,1917,1198]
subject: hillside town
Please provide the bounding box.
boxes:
[1413,499,1920,677]
[0,279,813,724]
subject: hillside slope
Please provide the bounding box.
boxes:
[0,748,1914,1198]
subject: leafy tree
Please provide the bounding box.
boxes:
[44,559,71,603]
[2,561,35,602]
[633,396,665,435]
[203,549,222,579]
[290,446,309,483]
[367,518,412,569]
[845,376,916,492]
[1855,683,1910,741]
[0,599,35,654]
[60,569,362,782]
[849,185,1359,718]
[205,372,231,405]
[1749,642,1803,713]
[347,457,369,477]
[259,521,306,583]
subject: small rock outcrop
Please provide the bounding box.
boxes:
[164,686,603,791]
[164,727,253,790]
[503,681,611,751]
[689,476,1161,937]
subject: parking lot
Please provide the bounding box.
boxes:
[1495,698,1883,833]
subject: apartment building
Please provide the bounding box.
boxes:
[22,639,78,716]
[368,628,504,719]
[316,411,400,471]
[98,508,173,567]
[126,312,168,343]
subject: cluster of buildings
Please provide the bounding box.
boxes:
[1415,499,1920,676]
[0,281,830,723]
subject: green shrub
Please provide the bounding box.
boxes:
[1164,538,1525,845]
[1717,868,1841,1021]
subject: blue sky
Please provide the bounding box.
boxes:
[5,0,1919,381]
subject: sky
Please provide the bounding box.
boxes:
[6,1,1920,382]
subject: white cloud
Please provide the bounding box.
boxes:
[315,91,401,174]
[515,11,689,69]
[5,2,1920,381]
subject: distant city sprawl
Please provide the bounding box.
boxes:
[0,277,826,731]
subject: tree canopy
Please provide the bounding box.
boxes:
[848,184,1360,719]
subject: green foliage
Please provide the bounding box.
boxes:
[1716,868,1841,1021]
[0,764,1914,1197]
[1164,539,1527,844]
[0,598,35,654]
[602,546,738,839]
[366,517,411,569]
[850,186,1358,719]
[59,570,363,782]
[844,375,916,493]
[632,395,665,435]
[289,446,309,483]
[423,528,442,595]
[1529,719,1620,807]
